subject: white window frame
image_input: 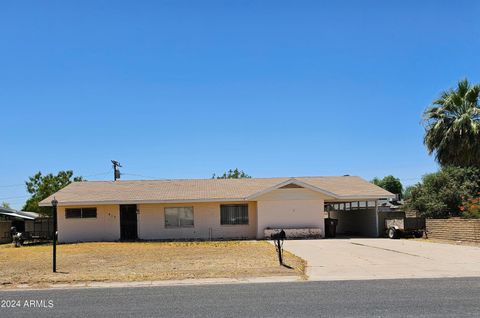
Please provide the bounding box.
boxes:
[164,207,194,228]
[65,207,97,219]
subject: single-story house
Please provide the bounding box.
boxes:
[39,176,394,243]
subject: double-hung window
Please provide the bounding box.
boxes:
[65,208,97,219]
[220,204,248,225]
[165,207,194,228]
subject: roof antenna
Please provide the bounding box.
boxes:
[111,160,122,181]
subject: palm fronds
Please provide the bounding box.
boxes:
[423,79,480,167]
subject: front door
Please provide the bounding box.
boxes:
[120,204,138,240]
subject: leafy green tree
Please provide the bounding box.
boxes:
[371,175,403,195]
[402,186,414,200]
[23,170,84,214]
[404,166,480,218]
[1,202,11,209]
[212,168,251,179]
[423,79,480,168]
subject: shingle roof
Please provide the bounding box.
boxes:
[38,176,393,206]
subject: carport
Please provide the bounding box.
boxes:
[325,200,401,237]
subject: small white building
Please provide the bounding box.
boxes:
[39,176,393,243]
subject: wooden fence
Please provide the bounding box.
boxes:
[426,218,480,243]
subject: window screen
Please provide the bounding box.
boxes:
[65,208,82,219]
[220,204,248,225]
[82,208,97,218]
[65,208,97,219]
[165,207,194,228]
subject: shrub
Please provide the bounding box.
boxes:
[404,166,480,218]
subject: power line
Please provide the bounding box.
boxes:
[0,195,30,200]
[1,200,27,204]
[122,173,160,179]
[2,198,28,202]
[83,171,111,178]
[0,184,24,188]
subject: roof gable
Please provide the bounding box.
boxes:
[246,178,338,200]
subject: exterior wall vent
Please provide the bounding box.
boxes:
[279,183,304,189]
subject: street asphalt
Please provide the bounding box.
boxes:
[1,277,479,318]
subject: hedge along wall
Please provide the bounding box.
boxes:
[426,218,480,243]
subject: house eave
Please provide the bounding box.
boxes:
[38,197,250,207]
[326,194,396,202]
[38,194,394,207]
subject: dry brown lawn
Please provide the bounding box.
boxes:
[0,241,304,288]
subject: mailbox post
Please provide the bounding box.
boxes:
[271,229,286,265]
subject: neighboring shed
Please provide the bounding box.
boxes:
[0,207,39,232]
[0,207,52,242]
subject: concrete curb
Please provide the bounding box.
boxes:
[1,276,302,292]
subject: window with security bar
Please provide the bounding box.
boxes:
[220,204,248,225]
[65,208,97,219]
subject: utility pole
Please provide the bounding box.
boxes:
[111,160,122,181]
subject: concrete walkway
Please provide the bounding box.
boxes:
[282,238,480,281]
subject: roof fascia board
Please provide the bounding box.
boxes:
[38,197,249,207]
[327,194,396,201]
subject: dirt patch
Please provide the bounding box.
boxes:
[413,237,480,248]
[0,241,304,288]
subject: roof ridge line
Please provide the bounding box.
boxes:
[76,175,356,183]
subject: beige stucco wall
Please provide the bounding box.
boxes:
[255,188,327,238]
[57,205,120,243]
[138,202,257,240]
[58,202,257,242]
[56,189,382,241]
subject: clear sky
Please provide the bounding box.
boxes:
[1,1,479,209]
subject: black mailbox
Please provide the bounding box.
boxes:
[271,229,286,240]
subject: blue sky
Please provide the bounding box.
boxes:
[1,1,479,209]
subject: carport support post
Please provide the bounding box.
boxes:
[51,198,58,273]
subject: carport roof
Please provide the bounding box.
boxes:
[0,207,40,220]
[39,176,394,206]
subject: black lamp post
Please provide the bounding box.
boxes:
[51,197,58,273]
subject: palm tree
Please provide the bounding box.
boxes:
[423,79,480,167]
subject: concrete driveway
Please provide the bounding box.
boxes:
[282,238,480,281]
